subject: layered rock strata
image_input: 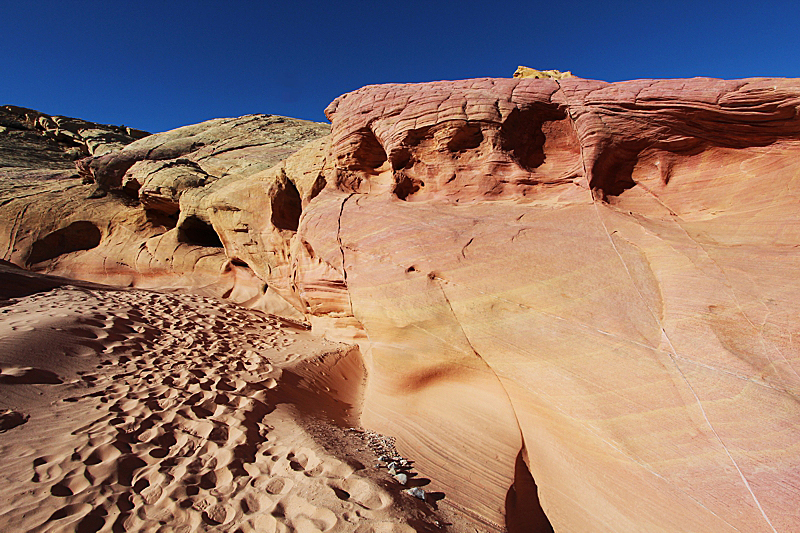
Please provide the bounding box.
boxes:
[0,105,148,166]
[1,114,330,318]
[3,76,800,532]
[320,77,800,533]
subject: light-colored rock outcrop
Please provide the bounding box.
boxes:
[76,114,329,191]
[513,66,573,79]
[3,76,800,532]
[0,105,148,166]
[1,114,330,314]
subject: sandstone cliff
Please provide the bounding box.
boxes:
[1,112,330,319]
[2,76,800,532]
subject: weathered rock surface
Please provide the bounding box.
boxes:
[0,105,150,209]
[0,105,148,167]
[3,76,800,532]
[77,114,329,192]
[320,76,800,533]
[1,114,330,316]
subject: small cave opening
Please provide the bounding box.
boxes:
[351,127,388,171]
[393,174,423,200]
[505,449,554,533]
[446,123,484,152]
[177,216,223,248]
[500,106,565,171]
[27,221,102,265]
[271,179,302,232]
[590,146,643,199]
[390,147,413,171]
[337,128,389,192]
[145,209,179,230]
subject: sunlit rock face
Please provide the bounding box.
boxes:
[1,114,330,316]
[318,77,800,532]
[3,76,800,532]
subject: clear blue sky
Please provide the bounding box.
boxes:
[3,0,798,133]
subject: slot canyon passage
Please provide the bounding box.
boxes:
[1,74,800,532]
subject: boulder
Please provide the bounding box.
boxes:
[127,159,213,214]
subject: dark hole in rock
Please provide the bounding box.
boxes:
[390,148,412,171]
[178,216,223,247]
[308,174,327,202]
[447,123,484,152]
[393,175,423,201]
[271,178,302,232]
[389,126,432,170]
[351,127,388,170]
[27,221,102,264]
[589,145,643,198]
[145,209,178,230]
[500,106,565,172]
[230,258,251,269]
[505,448,554,533]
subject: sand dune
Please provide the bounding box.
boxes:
[0,276,463,532]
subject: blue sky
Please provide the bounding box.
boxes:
[3,0,798,133]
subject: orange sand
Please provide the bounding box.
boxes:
[0,269,469,532]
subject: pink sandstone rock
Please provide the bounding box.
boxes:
[3,76,800,532]
[317,76,800,532]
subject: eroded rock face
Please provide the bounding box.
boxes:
[0,105,148,167]
[76,114,329,191]
[3,76,800,532]
[0,107,150,289]
[1,113,330,315]
[319,77,800,532]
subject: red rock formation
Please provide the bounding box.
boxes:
[3,77,800,532]
[319,77,800,532]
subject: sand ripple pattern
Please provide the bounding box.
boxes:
[0,287,431,533]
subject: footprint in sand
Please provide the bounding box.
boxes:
[0,366,62,384]
[240,491,273,514]
[0,410,28,431]
[287,449,323,476]
[32,455,64,483]
[0,287,450,533]
[258,476,293,496]
[328,478,393,511]
[275,495,338,532]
